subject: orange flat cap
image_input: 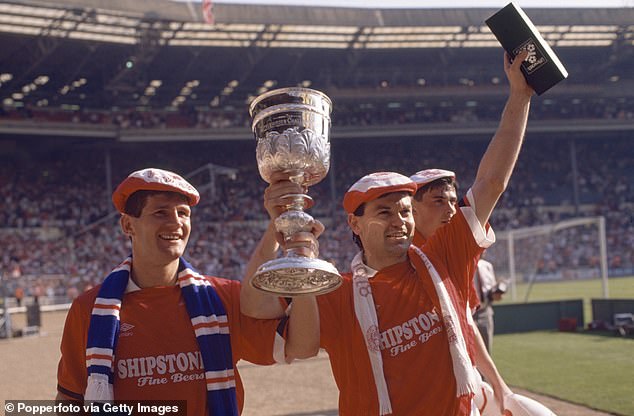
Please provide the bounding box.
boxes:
[409,168,456,189]
[343,172,417,214]
[112,168,200,213]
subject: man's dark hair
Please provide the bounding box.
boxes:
[123,190,188,217]
[351,203,366,250]
[413,177,458,201]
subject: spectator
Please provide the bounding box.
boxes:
[473,254,507,352]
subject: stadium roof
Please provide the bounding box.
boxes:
[6,0,634,24]
[0,0,632,118]
[2,0,632,48]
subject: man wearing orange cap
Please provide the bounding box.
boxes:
[319,171,480,415]
[242,51,533,415]
[325,52,531,415]
[56,168,318,415]
[410,169,513,413]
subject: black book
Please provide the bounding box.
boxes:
[486,2,568,95]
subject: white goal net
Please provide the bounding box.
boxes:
[484,216,608,302]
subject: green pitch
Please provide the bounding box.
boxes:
[499,275,634,322]
[494,331,634,416]
[492,276,634,415]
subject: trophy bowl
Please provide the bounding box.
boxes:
[249,87,342,296]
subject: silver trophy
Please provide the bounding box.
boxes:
[249,87,342,296]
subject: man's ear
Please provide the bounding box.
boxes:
[120,215,134,237]
[347,213,360,235]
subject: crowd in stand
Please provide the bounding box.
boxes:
[1,95,633,131]
[1,133,632,304]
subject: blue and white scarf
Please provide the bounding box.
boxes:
[85,257,238,415]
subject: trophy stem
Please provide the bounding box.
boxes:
[275,201,313,249]
[251,199,342,296]
[285,193,308,212]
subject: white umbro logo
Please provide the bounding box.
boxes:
[120,323,135,334]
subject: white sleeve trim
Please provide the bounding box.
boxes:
[466,302,477,323]
[461,189,496,249]
[273,331,288,364]
[271,302,293,364]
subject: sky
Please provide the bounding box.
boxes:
[208,0,632,7]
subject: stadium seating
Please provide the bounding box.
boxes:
[0,133,631,303]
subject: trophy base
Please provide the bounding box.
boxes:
[251,256,342,296]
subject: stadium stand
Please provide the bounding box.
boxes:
[1,136,632,302]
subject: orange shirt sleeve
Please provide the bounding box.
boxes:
[213,278,279,366]
[424,204,486,301]
[57,295,93,400]
[316,279,348,351]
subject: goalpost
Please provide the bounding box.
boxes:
[486,216,609,302]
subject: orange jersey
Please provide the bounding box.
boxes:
[412,210,480,312]
[425,198,493,302]
[318,197,493,415]
[414,198,494,363]
[58,277,280,415]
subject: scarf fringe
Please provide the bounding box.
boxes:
[455,358,480,397]
[85,373,113,402]
[379,403,393,416]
